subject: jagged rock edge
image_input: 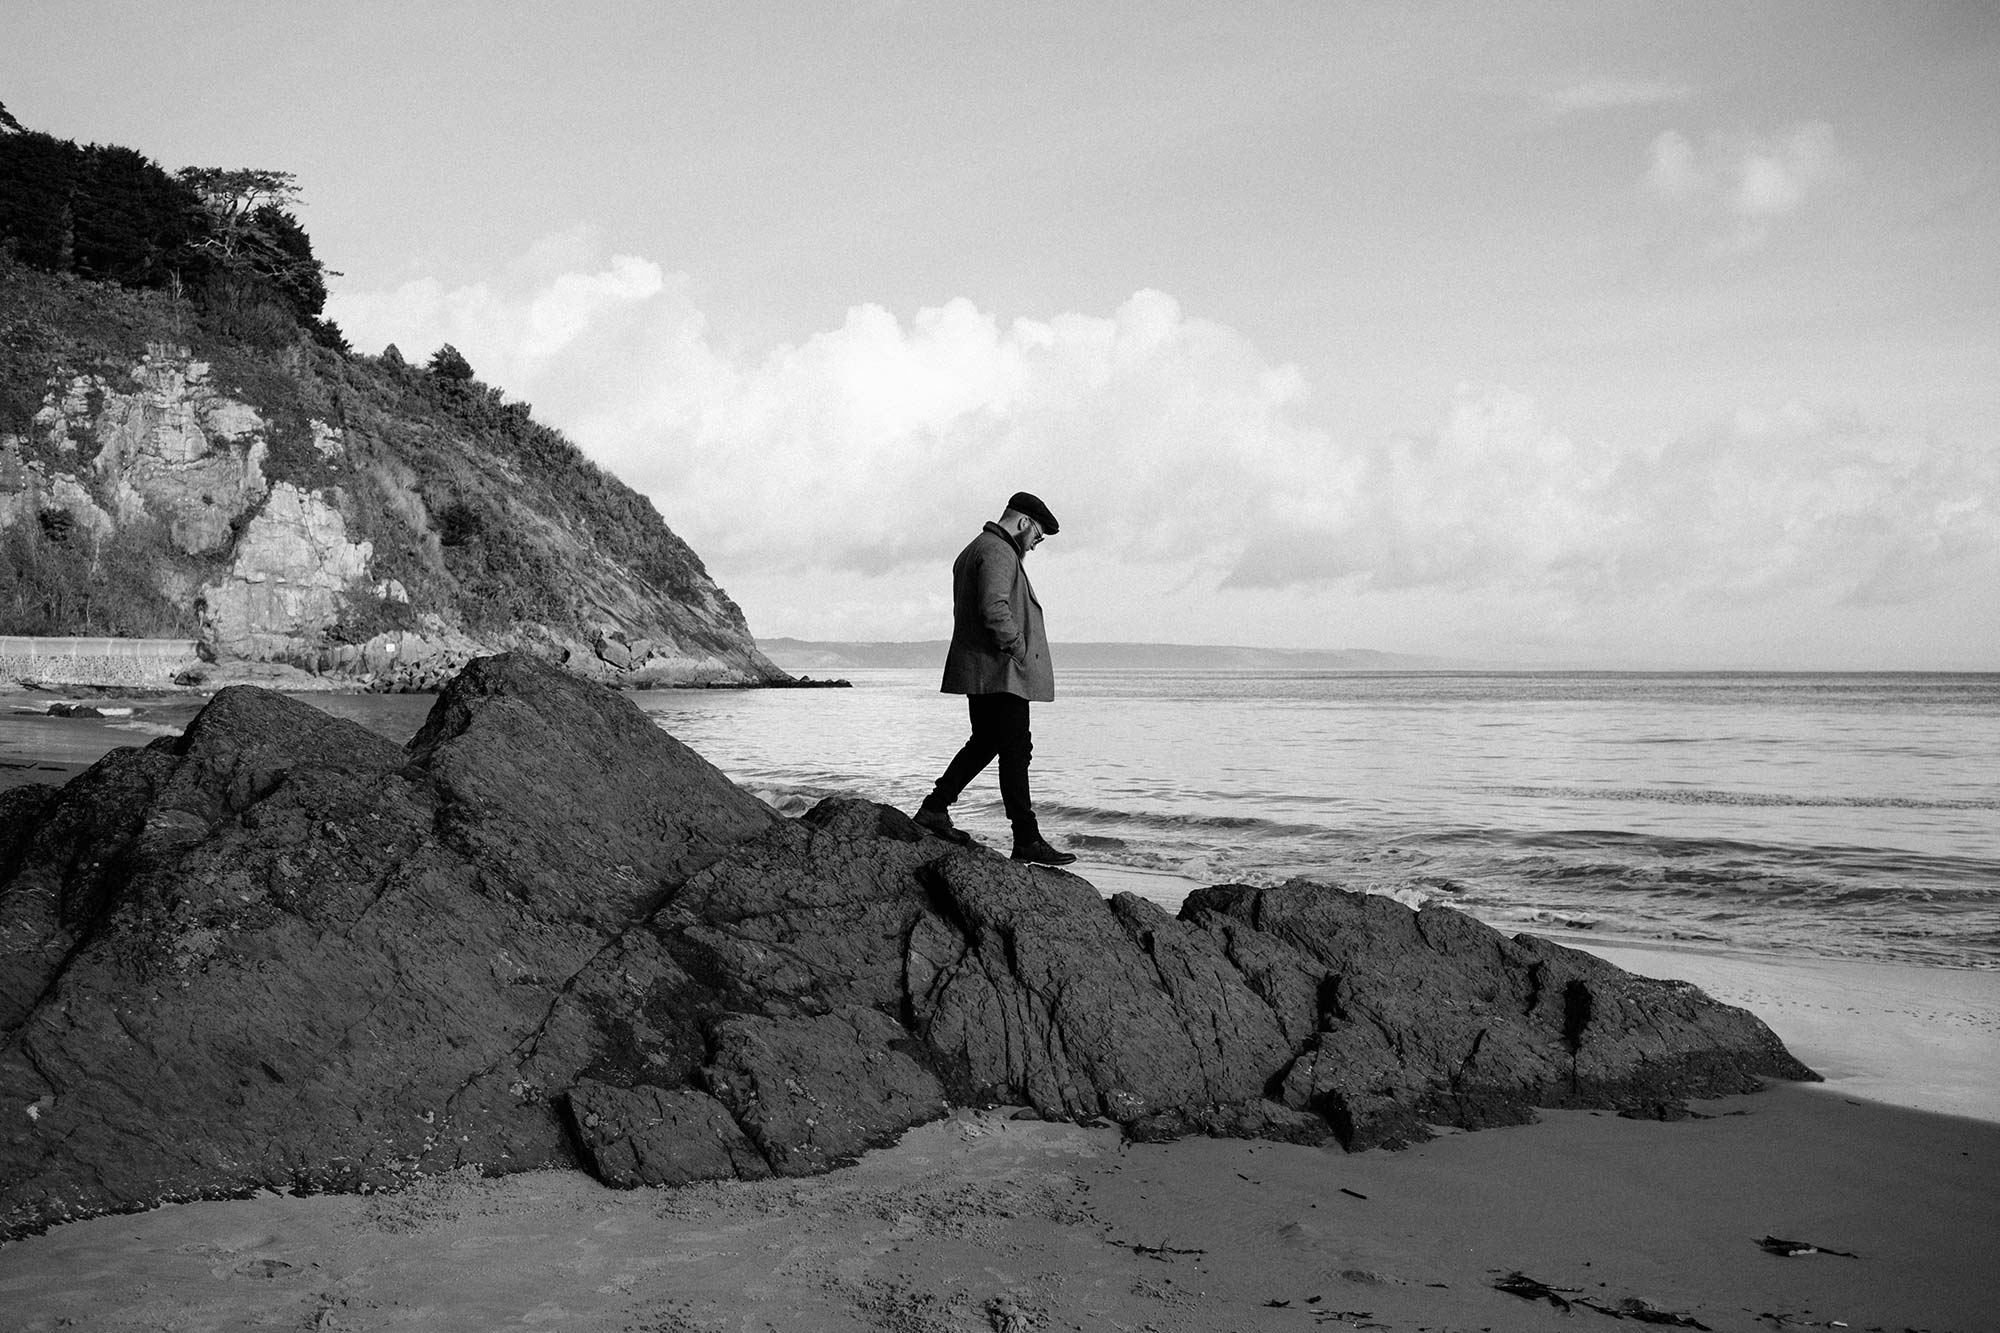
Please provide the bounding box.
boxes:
[0,660,1821,1234]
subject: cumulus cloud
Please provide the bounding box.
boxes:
[657,290,1336,579]
[1644,122,1849,248]
[1228,386,2000,611]
[334,248,1330,582]
[329,233,1996,638]
[1538,77,1696,116]
[326,225,716,420]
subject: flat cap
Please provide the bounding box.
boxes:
[1006,491,1059,535]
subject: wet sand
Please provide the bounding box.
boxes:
[1,1085,1993,1332]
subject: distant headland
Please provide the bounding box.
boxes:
[759,638,1492,672]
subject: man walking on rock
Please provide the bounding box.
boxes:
[913,492,1076,865]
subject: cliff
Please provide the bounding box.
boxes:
[0,653,1817,1239]
[0,259,786,688]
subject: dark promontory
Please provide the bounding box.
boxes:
[0,654,1815,1239]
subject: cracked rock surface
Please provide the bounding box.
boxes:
[0,653,1817,1238]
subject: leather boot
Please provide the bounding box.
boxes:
[912,800,973,845]
[1010,829,1076,866]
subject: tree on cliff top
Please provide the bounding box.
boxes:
[0,114,340,347]
[174,168,298,260]
[428,344,475,381]
[177,167,334,321]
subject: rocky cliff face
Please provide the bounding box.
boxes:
[0,262,785,687]
[0,654,1817,1239]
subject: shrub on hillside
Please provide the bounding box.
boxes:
[199,271,301,351]
[0,515,199,637]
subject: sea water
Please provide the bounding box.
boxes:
[8,670,1996,968]
[626,669,2000,969]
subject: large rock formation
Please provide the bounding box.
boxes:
[0,654,1816,1239]
[0,261,785,688]
[196,481,373,661]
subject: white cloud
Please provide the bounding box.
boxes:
[664,288,1345,581]
[336,257,1331,582]
[326,224,682,383]
[1644,122,1850,249]
[329,234,1998,646]
[1540,77,1696,116]
[1228,387,2000,612]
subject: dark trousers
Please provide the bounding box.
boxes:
[926,693,1035,833]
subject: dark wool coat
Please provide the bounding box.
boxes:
[939,522,1054,701]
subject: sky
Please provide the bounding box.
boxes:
[9,1,2000,667]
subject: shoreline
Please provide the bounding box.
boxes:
[0,680,835,794]
[1556,935,2000,1124]
[1080,861,2000,1126]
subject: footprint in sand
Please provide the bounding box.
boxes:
[519,1302,572,1325]
[221,1256,298,1280]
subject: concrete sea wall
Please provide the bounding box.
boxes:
[0,637,201,689]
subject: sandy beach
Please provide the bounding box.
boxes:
[2,856,1993,1333]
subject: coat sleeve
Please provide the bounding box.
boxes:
[971,544,1026,661]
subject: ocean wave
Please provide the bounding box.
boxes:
[1038,799,1327,837]
[1426,824,2000,881]
[729,783,1321,847]
[107,721,183,738]
[1582,869,1998,908]
[1476,783,2000,811]
[715,774,2000,968]
[739,781,866,817]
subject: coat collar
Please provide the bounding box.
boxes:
[983,519,1031,556]
[984,516,1032,552]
